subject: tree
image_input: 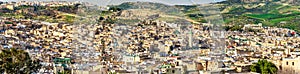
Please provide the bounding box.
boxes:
[108,7,122,12]
[0,48,42,73]
[58,70,71,74]
[223,26,231,31]
[250,59,278,74]
[230,25,244,32]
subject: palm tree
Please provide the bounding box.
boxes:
[250,59,278,74]
[0,48,42,73]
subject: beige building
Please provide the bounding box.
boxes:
[160,68,183,74]
[122,55,140,63]
[280,56,300,74]
[5,4,15,10]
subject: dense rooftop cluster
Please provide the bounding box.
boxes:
[1,1,300,74]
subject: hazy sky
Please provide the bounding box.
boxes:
[1,0,225,6]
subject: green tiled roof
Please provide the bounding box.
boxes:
[173,30,180,35]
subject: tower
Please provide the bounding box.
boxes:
[189,29,193,48]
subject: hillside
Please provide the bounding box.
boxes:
[109,1,300,32]
[173,0,300,32]
[110,2,197,25]
[0,5,80,23]
[224,0,300,5]
[112,2,184,16]
[215,0,300,32]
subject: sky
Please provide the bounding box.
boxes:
[1,0,225,6]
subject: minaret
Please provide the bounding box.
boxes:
[189,29,193,48]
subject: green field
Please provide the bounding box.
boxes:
[244,12,300,29]
[246,11,300,19]
[246,14,282,20]
[269,16,296,24]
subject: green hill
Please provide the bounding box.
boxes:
[111,2,183,16]
[176,0,300,32]
[109,1,300,32]
[217,1,300,32]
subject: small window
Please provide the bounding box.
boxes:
[292,62,294,66]
[172,70,175,73]
[279,66,282,70]
[287,62,288,65]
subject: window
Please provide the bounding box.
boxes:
[292,62,294,66]
[286,62,288,65]
[279,66,282,70]
[172,70,175,73]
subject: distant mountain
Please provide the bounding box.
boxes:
[110,2,193,25]
[111,2,183,16]
[112,2,171,10]
[223,0,300,5]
